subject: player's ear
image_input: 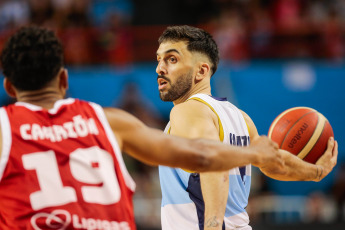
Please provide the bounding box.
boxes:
[195,62,210,81]
[58,68,69,97]
[3,78,17,98]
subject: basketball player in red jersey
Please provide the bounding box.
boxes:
[0,26,289,230]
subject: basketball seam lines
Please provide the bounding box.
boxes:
[279,111,315,149]
[304,120,326,161]
[297,112,326,160]
[268,107,315,138]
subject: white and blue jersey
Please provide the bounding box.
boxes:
[159,94,252,230]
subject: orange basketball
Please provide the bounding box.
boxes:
[268,107,334,164]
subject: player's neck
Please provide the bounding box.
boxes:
[173,81,211,105]
[16,88,64,109]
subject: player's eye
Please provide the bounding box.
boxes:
[169,57,177,63]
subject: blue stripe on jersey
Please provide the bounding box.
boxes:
[239,166,246,182]
[159,166,193,206]
[186,173,205,230]
[186,173,225,230]
[160,166,251,217]
[225,175,251,217]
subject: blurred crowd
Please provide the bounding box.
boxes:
[0,0,345,64]
[208,0,345,62]
[0,0,133,65]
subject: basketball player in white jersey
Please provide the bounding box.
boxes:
[0,26,295,230]
[156,25,338,230]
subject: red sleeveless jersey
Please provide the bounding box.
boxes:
[0,98,136,230]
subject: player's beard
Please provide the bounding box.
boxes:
[158,70,193,102]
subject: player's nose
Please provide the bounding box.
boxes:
[156,61,167,75]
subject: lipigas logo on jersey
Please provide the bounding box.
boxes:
[31,209,71,230]
[31,209,131,230]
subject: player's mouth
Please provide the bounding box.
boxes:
[157,77,169,90]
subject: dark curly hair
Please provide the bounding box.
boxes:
[0,26,63,91]
[158,25,219,77]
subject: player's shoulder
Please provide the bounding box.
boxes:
[103,107,134,123]
[171,99,215,120]
[238,109,259,137]
[103,107,145,131]
[239,109,250,121]
[103,107,146,150]
[238,109,254,126]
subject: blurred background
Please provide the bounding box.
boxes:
[0,0,344,229]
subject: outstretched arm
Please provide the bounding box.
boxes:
[103,107,282,172]
[241,110,338,181]
[261,140,337,181]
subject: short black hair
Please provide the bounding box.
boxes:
[1,26,63,91]
[158,25,219,76]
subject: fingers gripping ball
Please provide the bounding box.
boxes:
[268,107,334,164]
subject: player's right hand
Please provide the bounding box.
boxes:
[314,137,338,181]
[250,135,284,169]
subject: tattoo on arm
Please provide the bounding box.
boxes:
[205,216,220,228]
